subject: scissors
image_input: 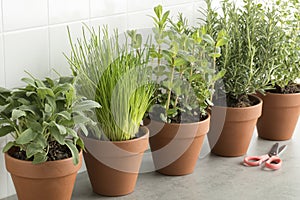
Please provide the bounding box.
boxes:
[243,143,287,170]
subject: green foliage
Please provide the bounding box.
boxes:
[203,0,300,102]
[149,5,226,123]
[270,0,300,88]
[66,25,155,141]
[0,74,100,165]
[203,0,278,102]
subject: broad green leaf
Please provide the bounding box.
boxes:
[56,111,71,120]
[37,87,55,100]
[174,58,187,66]
[35,134,47,149]
[21,77,36,87]
[75,137,85,151]
[45,103,52,113]
[16,128,38,145]
[66,127,77,137]
[78,123,88,136]
[216,38,228,47]
[12,109,26,120]
[32,152,48,164]
[2,141,15,153]
[59,76,74,84]
[26,143,44,158]
[17,98,30,105]
[202,34,215,45]
[26,119,43,132]
[0,126,15,137]
[73,100,101,112]
[50,126,65,145]
[65,140,79,165]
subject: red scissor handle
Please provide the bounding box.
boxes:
[265,156,282,170]
[243,154,270,166]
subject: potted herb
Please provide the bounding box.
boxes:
[256,0,300,140]
[66,26,154,196]
[202,0,271,156]
[145,5,226,175]
[0,74,99,200]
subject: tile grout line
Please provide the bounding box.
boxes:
[47,0,51,77]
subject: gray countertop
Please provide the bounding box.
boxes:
[2,123,300,200]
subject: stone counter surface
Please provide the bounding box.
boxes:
[2,122,300,200]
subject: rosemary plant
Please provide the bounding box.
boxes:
[66,26,154,141]
[203,0,278,106]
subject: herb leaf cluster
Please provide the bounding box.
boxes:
[0,75,100,164]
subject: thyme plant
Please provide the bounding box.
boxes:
[149,5,226,123]
[66,26,155,141]
[270,0,300,93]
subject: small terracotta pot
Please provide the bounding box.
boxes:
[208,95,262,157]
[145,114,210,176]
[257,92,300,140]
[5,149,82,200]
[80,126,149,196]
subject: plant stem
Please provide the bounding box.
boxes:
[165,60,175,113]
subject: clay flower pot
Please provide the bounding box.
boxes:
[5,149,82,200]
[146,114,210,176]
[257,92,300,140]
[208,95,262,156]
[80,126,149,196]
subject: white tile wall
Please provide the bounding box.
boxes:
[2,0,48,31]
[128,0,162,12]
[49,0,90,24]
[90,0,127,18]
[49,21,89,77]
[0,36,5,87]
[4,28,50,88]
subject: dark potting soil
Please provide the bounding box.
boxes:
[269,83,300,94]
[10,141,72,161]
[213,94,257,108]
[148,105,208,124]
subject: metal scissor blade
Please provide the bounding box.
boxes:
[268,143,279,156]
[278,145,287,155]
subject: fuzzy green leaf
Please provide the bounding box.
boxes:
[73,100,101,112]
[16,128,38,145]
[0,126,15,137]
[37,87,55,100]
[26,143,44,158]
[65,140,79,165]
[2,141,15,153]
[50,126,65,145]
[32,152,48,164]
[12,109,26,120]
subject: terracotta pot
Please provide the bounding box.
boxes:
[208,95,262,157]
[5,149,82,200]
[80,126,149,196]
[257,92,300,140]
[145,114,210,176]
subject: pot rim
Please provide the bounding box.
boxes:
[79,126,149,144]
[147,112,211,126]
[265,91,300,96]
[5,148,82,165]
[212,94,262,111]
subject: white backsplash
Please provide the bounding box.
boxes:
[0,0,205,198]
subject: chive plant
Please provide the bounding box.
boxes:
[66,26,154,141]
